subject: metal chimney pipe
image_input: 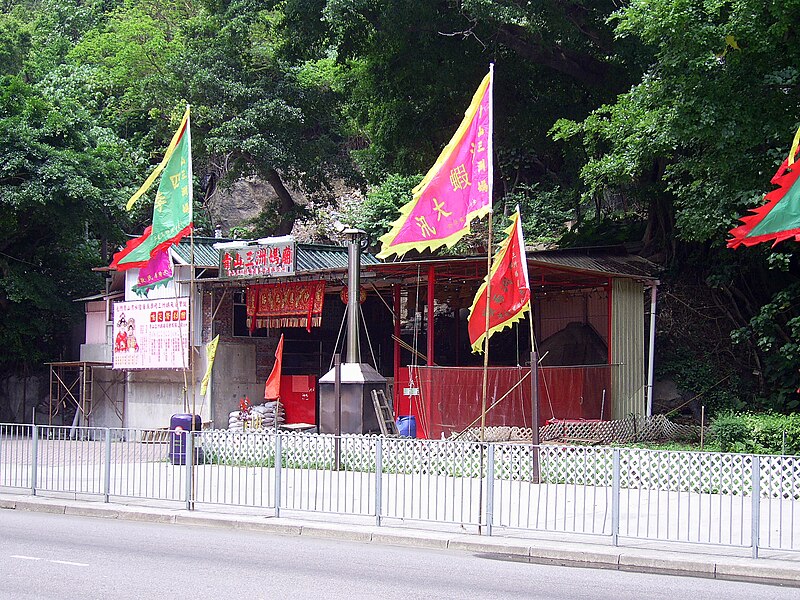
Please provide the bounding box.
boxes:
[343,228,365,363]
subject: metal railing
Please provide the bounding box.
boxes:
[1,423,798,559]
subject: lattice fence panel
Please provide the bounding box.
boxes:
[199,430,799,499]
[618,449,753,495]
[454,416,702,445]
[761,455,800,500]
[381,437,485,478]
[539,415,703,444]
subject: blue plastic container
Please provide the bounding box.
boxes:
[396,415,417,438]
[169,413,204,465]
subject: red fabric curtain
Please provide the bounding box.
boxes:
[412,365,612,439]
[246,280,326,332]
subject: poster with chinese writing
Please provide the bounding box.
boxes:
[112,298,190,370]
[219,239,296,279]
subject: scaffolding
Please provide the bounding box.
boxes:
[47,361,123,428]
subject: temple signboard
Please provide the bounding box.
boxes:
[217,237,296,279]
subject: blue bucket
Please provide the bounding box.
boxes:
[396,415,417,438]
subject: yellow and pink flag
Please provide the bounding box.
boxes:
[377,68,493,259]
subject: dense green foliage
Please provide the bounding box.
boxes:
[710,411,800,455]
[2,0,800,416]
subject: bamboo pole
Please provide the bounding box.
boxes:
[479,63,495,443]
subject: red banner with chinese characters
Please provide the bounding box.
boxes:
[220,238,296,279]
[246,280,326,332]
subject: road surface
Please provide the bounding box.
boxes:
[0,510,794,599]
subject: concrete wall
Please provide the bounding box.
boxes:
[209,341,264,429]
[124,368,199,430]
[87,368,126,428]
[0,373,48,424]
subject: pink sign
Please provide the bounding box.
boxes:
[112,298,189,370]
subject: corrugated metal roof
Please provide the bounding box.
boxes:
[171,236,222,268]
[527,247,660,280]
[296,243,379,272]
[171,238,379,274]
[371,246,659,283]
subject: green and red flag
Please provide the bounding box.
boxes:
[377,67,493,259]
[729,127,800,248]
[110,107,193,270]
[467,208,531,353]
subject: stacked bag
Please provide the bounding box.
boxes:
[228,400,285,431]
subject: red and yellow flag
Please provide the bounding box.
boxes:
[467,209,531,353]
[377,68,493,259]
[729,126,800,248]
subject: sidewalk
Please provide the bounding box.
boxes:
[1,491,799,587]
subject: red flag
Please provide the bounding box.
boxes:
[729,126,800,248]
[264,334,284,400]
[377,67,493,258]
[468,209,531,353]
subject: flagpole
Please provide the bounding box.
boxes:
[479,63,495,443]
[187,105,197,421]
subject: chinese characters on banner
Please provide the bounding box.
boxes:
[131,247,173,297]
[378,69,492,258]
[219,240,296,279]
[247,280,326,332]
[112,298,190,370]
[467,208,531,353]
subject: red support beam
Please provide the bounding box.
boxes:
[607,278,613,365]
[393,283,401,409]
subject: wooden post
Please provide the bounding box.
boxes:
[427,264,435,367]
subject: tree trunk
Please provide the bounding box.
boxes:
[264,168,297,236]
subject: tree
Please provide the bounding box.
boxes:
[552,0,800,411]
[0,73,137,374]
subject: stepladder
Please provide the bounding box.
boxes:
[371,389,400,437]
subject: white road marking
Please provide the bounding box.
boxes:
[10,556,88,567]
[50,560,89,567]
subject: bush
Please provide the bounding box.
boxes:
[710,411,800,455]
[709,412,750,453]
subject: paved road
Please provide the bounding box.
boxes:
[0,510,795,600]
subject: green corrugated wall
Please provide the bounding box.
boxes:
[611,278,647,418]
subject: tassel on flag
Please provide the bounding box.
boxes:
[264,334,284,400]
[377,68,493,259]
[467,208,531,353]
[111,106,193,271]
[729,125,800,248]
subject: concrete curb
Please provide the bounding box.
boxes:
[2,493,799,587]
[618,553,715,577]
